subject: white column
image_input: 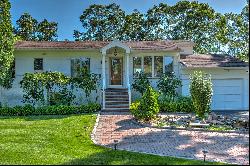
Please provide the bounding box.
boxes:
[126,53,130,88]
[102,53,106,109]
[126,53,131,106]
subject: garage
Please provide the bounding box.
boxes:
[211,79,243,110]
[180,54,249,111]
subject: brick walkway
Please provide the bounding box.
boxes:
[92,112,249,165]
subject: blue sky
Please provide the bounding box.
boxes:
[10,0,247,41]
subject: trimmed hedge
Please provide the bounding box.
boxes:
[0,103,101,116]
[159,96,194,113]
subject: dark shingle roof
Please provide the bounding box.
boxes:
[15,40,191,51]
[180,54,248,68]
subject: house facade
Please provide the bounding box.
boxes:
[0,40,249,111]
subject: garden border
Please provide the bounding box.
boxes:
[131,118,249,134]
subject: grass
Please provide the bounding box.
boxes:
[0,114,223,165]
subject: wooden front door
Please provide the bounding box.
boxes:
[110,57,123,85]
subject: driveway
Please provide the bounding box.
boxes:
[92,112,249,165]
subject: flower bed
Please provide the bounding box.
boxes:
[134,112,249,133]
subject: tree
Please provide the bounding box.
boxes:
[14,13,38,41]
[14,13,58,41]
[76,3,125,41]
[169,1,216,53]
[145,3,172,40]
[190,71,213,119]
[121,9,146,41]
[0,0,15,89]
[37,19,58,41]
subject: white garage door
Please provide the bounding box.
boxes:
[211,79,243,110]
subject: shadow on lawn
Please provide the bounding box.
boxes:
[62,149,213,165]
[0,113,96,121]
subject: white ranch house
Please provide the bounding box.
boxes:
[0,40,249,111]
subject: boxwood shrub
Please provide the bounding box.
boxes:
[0,103,101,116]
[159,96,194,113]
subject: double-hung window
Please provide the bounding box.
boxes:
[71,58,90,77]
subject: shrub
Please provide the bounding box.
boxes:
[131,72,150,95]
[130,86,159,121]
[0,103,101,116]
[190,71,213,119]
[159,96,194,113]
[157,72,182,101]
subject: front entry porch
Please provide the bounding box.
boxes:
[100,40,131,110]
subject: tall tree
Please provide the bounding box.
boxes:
[169,1,216,53]
[37,19,58,41]
[14,13,38,41]
[121,9,146,41]
[145,3,172,40]
[76,3,125,41]
[0,0,15,90]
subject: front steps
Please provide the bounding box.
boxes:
[103,88,130,112]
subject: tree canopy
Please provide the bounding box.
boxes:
[74,1,249,61]
[14,13,58,41]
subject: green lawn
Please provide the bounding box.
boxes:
[0,114,222,165]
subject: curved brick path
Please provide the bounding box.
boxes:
[92,112,249,165]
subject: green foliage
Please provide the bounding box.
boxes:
[0,0,15,89]
[159,96,194,113]
[157,72,182,101]
[131,72,150,95]
[0,103,101,116]
[76,3,125,41]
[20,72,74,106]
[14,13,58,41]
[14,12,38,40]
[37,19,58,41]
[130,86,159,121]
[190,71,213,119]
[74,1,249,60]
[71,67,100,98]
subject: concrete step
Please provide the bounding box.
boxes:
[105,98,129,101]
[105,101,129,104]
[102,108,130,112]
[106,88,128,92]
[105,92,128,95]
[105,104,129,109]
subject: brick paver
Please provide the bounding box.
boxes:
[92,112,249,165]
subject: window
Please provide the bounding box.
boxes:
[144,56,152,77]
[164,56,173,73]
[133,57,142,77]
[71,58,90,77]
[34,58,43,71]
[11,59,15,78]
[154,56,163,77]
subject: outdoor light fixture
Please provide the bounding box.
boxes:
[114,140,118,150]
[202,150,208,162]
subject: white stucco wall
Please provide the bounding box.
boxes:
[0,50,103,106]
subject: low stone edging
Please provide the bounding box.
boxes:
[90,111,101,145]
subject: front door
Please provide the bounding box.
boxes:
[110,57,123,85]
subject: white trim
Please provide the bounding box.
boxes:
[101,40,131,54]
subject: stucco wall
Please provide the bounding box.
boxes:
[0,50,103,106]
